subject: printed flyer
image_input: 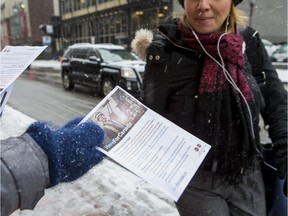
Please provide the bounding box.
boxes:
[81,86,211,201]
[0,45,47,115]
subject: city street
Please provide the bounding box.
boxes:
[8,68,102,125]
[9,60,288,142]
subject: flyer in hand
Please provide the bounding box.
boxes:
[81,86,211,201]
[0,45,47,115]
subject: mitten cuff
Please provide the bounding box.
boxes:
[26,121,62,187]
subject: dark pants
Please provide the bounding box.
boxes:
[176,165,266,216]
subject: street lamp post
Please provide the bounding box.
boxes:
[249,0,256,26]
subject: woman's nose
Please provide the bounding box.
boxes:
[197,0,210,12]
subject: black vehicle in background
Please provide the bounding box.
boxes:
[61,43,145,97]
[270,43,288,63]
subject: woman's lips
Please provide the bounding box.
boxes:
[196,17,213,24]
[197,17,212,21]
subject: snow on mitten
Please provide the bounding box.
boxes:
[26,117,105,187]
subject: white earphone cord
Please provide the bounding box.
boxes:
[187,20,256,140]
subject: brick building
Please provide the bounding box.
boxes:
[0,0,54,49]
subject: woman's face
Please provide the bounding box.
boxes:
[184,0,232,34]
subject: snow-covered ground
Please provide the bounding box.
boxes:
[1,106,178,216]
[30,60,61,71]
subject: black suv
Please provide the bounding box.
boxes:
[61,43,145,97]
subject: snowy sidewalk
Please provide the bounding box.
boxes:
[30,60,61,71]
[1,106,178,216]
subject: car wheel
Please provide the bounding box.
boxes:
[62,72,74,90]
[101,78,115,97]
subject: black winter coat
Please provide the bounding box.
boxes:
[140,19,287,172]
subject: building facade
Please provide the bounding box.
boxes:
[1,0,287,55]
[59,0,172,51]
[0,0,54,49]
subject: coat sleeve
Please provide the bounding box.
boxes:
[245,28,287,143]
[1,133,50,216]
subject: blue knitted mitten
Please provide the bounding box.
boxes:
[26,117,105,187]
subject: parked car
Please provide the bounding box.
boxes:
[270,43,288,62]
[261,39,277,57]
[61,43,145,97]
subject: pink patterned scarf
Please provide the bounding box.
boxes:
[178,23,257,179]
[180,24,253,101]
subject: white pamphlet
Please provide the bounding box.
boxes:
[81,86,211,201]
[0,45,47,115]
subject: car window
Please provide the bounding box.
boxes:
[72,48,87,59]
[98,48,138,62]
[63,48,72,58]
[86,48,98,59]
[278,44,288,53]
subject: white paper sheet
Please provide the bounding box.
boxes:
[0,45,47,114]
[0,45,47,93]
[81,86,211,201]
[0,84,14,116]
